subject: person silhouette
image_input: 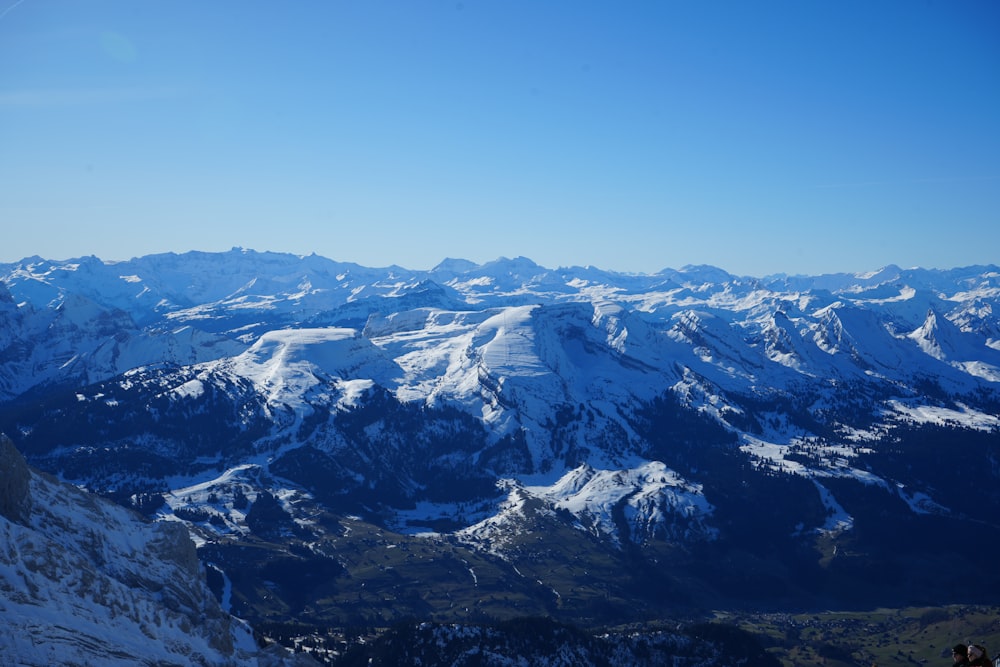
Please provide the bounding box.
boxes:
[967,644,991,667]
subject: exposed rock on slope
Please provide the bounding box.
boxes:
[0,433,30,523]
[0,434,314,666]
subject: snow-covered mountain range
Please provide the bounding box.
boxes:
[2,249,999,638]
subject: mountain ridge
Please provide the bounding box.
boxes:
[2,249,998,651]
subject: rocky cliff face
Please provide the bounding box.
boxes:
[0,433,30,523]
[0,434,315,666]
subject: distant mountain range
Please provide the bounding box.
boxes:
[2,250,998,655]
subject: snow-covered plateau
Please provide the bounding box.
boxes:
[1,250,999,650]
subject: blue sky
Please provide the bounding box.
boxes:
[1,1,998,276]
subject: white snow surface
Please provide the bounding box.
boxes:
[886,400,1000,430]
[455,462,716,555]
[226,327,398,410]
[525,461,717,544]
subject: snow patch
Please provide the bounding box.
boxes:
[887,400,1000,430]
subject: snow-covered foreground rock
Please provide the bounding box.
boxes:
[0,435,314,666]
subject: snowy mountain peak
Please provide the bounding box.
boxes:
[856,264,903,281]
[910,309,943,357]
[227,327,399,410]
[675,264,736,285]
[432,257,480,274]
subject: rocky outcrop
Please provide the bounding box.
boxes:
[0,433,30,523]
[0,435,315,666]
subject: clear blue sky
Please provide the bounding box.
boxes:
[1,1,998,276]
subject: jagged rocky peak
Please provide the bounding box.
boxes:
[0,433,30,523]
